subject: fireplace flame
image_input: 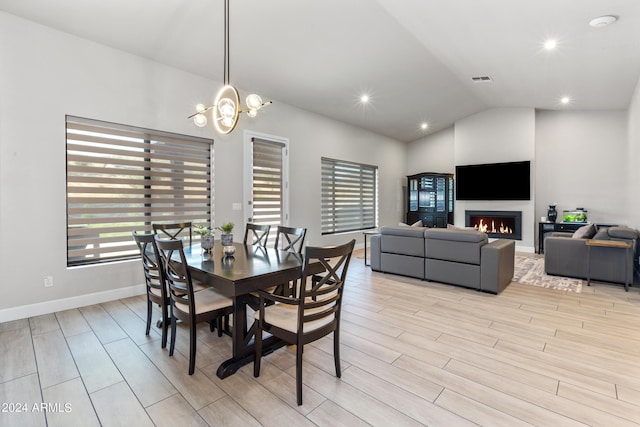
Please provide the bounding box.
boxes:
[476,218,513,234]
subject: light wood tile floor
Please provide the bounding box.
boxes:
[2,251,640,426]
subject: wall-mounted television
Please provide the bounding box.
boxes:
[455,160,530,201]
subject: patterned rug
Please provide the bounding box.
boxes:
[513,256,583,292]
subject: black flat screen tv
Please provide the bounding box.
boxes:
[455,160,530,200]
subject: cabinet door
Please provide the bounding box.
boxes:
[408,178,418,212]
[418,176,436,211]
[436,177,446,212]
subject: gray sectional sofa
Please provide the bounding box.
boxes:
[370,226,515,294]
[544,226,639,286]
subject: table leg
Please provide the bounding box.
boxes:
[216,295,286,379]
[587,245,591,287]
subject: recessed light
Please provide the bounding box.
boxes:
[544,39,557,50]
[420,122,429,131]
[589,15,617,28]
[360,94,370,103]
[561,96,570,104]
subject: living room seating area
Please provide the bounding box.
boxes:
[370,226,515,294]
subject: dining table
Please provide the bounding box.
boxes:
[182,242,304,379]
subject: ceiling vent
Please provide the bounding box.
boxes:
[471,76,493,83]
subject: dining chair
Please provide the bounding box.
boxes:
[155,237,234,375]
[244,223,271,247]
[153,222,193,247]
[274,225,307,254]
[253,239,356,405]
[132,231,170,348]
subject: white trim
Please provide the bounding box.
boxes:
[0,284,146,323]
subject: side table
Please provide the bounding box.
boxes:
[362,229,379,267]
[586,239,633,291]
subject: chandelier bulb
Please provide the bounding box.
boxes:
[196,103,207,113]
[247,108,258,118]
[194,113,208,127]
[246,94,263,111]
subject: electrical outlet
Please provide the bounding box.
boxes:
[44,276,54,288]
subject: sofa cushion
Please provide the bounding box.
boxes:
[381,226,426,238]
[572,223,596,239]
[424,228,487,243]
[380,226,425,257]
[424,229,487,265]
[608,226,639,240]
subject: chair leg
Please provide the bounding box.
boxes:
[253,322,262,378]
[189,321,197,375]
[209,320,215,332]
[334,329,341,378]
[296,343,304,406]
[169,313,177,357]
[216,317,223,337]
[145,298,152,336]
[160,303,168,349]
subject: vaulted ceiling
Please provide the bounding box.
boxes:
[2,0,639,142]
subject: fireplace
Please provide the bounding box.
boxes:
[465,210,522,240]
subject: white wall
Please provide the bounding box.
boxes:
[454,108,536,251]
[627,78,640,230]
[535,110,628,227]
[407,126,455,176]
[0,13,406,320]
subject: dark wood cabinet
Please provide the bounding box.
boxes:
[406,173,454,228]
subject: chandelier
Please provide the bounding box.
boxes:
[189,0,271,134]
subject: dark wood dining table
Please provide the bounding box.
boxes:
[182,242,304,379]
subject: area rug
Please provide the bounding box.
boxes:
[513,256,583,292]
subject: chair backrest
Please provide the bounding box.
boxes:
[274,226,307,253]
[296,239,355,333]
[153,222,193,247]
[155,237,196,315]
[244,223,271,247]
[132,231,167,301]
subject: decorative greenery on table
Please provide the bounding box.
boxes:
[216,222,234,234]
[194,224,213,236]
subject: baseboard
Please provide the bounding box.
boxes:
[0,284,146,323]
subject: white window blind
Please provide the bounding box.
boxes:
[321,157,378,235]
[251,138,284,228]
[66,116,213,266]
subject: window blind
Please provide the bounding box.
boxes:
[251,138,284,228]
[66,116,212,266]
[321,157,377,235]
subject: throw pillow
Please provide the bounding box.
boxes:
[572,223,597,239]
[447,224,477,231]
[398,222,409,226]
[411,220,424,227]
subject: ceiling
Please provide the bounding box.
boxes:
[2,0,640,142]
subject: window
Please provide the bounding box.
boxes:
[321,157,378,235]
[66,116,212,266]
[250,137,286,227]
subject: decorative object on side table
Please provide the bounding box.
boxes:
[194,224,215,256]
[547,204,558,223]
[223,245,236,257]
[562,208,588,223]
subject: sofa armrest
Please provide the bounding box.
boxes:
[544,236,588,278]
[370,234,382,271]
[480,239,515,294]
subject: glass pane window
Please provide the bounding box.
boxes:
[321,158,378,235]
[66,116,213,266]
